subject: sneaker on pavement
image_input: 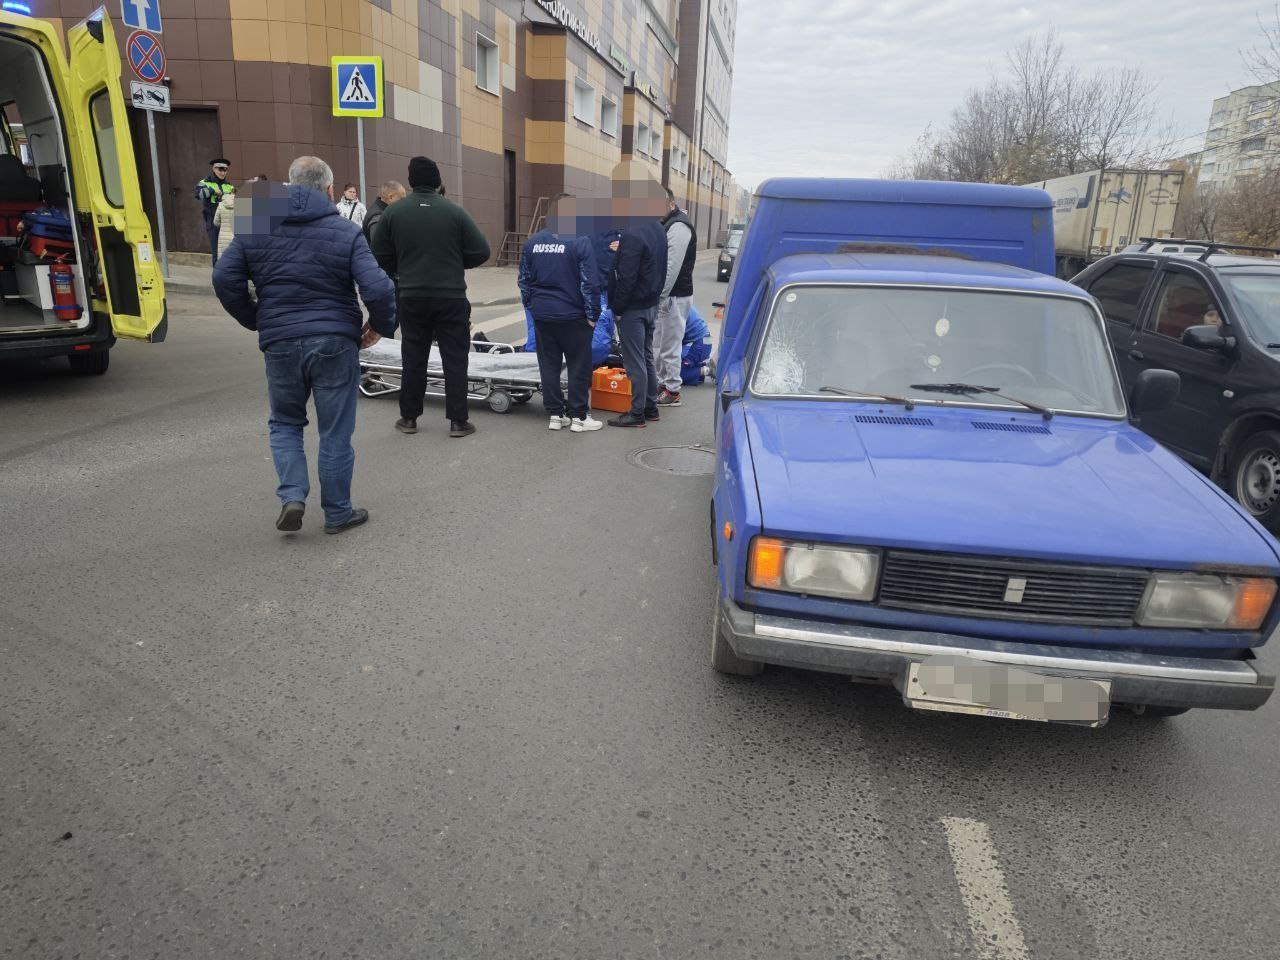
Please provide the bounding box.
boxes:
[548,415,571,430]
[449,420,476,438]
[395,417,418,434]
[275,500,305,532]
[608,411,647,428]
[324,507,369,535]
[656,389,682,406]
[570,414,603,432]
[645,408,660,422]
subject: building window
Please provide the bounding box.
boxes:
[637,122,650,157]
[1208,127,1225,142]
[650,129,662,158]
[572,78,595,126]
[1243,136,1267,153]
[1241,157,1263,171]
[601,97,618,138]
[1249,98,1271,114]
[476,34,499,94]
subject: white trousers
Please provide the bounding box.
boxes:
[654,295,691,393]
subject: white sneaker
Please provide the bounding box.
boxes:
[570,415,603,433]
[548,415,571,430]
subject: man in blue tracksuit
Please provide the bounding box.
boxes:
[518,197,602,433]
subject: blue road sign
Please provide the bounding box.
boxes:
[127,31,165,84]
[121,0,162,34]
[332,57,383,118]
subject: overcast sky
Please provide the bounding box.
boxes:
[726,0,1273,187]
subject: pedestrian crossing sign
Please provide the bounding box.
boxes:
[332,56,383,117]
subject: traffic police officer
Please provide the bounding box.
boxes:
[195,158,234,265]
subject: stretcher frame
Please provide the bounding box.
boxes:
[359,338,543,414]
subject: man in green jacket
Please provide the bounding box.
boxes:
[371,156,490,438]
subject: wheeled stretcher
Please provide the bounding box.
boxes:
[359,337,558,414]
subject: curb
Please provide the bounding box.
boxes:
[478,296,521,307]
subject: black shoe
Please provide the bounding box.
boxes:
[275,501,305,532]
[324,507,369,535]
[450,420,476,438]
[395,417,418,434]
[645,408,660,422]
[608,412,648,428]
[656,389,682,406]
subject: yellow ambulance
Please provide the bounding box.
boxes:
[0,6,164,375]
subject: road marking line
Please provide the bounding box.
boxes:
[941,817,1030,960]
[473,309,526,336]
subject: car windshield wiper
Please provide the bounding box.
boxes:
[820,385,916,410]
[908,382,1054,419]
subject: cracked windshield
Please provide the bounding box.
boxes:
[4,0,1280,958]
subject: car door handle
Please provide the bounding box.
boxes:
[1128,349,1145,362]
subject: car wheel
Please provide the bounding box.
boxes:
[1127,704,1191,719]
[68,350,109,375]
[1232,430,1280,532]
[711,595,762,676]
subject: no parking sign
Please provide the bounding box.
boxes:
[126,31,165,84]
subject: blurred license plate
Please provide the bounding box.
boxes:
[905,655,1111,727]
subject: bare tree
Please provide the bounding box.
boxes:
[1243,5,1280,86]
[1222,169,1280,245]
[1176,183,1229,240]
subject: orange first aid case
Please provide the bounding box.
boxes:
[591,367,633,413]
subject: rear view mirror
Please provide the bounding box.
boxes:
[1130,368,1180,417]
[1182,324,1234,352]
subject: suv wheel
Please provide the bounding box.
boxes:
[1232,430,1280,532]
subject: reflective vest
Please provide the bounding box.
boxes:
[195,177,234,215]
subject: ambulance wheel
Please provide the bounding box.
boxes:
[68,351,109,375]
[712,593,762,676]
[488,389,513,414]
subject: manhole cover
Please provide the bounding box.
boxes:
[629,445,716,476]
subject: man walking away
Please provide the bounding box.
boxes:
[195,157,234,266]
[607,198,669,428]
[213,156,397,535]
[363,180,405,246]
[518,195,602,434]
[654,189,696,407]
[372,156,490,438]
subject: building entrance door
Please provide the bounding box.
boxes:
[131,107,223,253]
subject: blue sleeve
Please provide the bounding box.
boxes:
[577,237,599,321]
[351,233,398,336]
[211,238,257,331]
[517,239,534,308]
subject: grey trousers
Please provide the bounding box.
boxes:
[616,306,659,416]
[655,295,691,393]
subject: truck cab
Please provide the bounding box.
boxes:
[710,178,1279,725]
[0,8,164,375]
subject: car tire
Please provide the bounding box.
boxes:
[1231,430,1280,533]
[1127,704,1191,719]
[711,594,762,676]
[68,351,109,375]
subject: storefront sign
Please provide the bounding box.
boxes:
[609,45,632,75]
[633,78,669,114]
[534,0,602,56]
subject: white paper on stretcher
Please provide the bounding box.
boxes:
[360,338,545,384]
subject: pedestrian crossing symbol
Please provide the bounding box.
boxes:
[332,56,383,117]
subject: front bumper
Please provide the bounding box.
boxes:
[719,599,1275,711]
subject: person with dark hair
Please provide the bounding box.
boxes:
[654,187,696,407]
[195,157,234,265]
[336,183,366,226]
[371,156,490,438]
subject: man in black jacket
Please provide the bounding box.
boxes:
[372,157,490,438]
[362,180,405,246]
[605,181,670,428]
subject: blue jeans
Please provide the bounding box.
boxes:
[263,335,359,527]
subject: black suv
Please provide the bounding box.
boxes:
[1073,240,1280,533]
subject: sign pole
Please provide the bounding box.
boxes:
[357,117,366,208]
[145,108,168,279]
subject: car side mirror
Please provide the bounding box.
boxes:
[1181,324,1235,352]
[1129,368,1180,418]
[719,362,744,412]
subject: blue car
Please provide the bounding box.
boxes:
[710,179,1279,725]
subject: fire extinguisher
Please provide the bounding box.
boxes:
[49,258,82,322]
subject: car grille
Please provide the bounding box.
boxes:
[878,551,1150,627]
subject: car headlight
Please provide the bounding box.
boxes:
[748,537,880,601]
[1137,573,1276,630]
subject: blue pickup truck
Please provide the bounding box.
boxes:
[710,179,1279,724]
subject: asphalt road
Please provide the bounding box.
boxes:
[2,258,1278,960]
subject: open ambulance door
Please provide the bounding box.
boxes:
[65,11,165,341]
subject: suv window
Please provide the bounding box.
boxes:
[1150,273,1221,341]
[1087,263,1153,326]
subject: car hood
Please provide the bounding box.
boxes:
[743,401,1280,571]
